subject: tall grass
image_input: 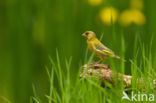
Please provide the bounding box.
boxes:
[1,0,156,102]
[31,37,156,103]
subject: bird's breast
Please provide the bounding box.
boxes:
[87,41,94,51]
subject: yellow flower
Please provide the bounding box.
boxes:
[130,0,143,10]
[99,7,118,25]
[120,9,146,26]
[87,0,103,6]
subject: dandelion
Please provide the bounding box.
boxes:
[87,0,103,6]
[120,9,146,26]
[130,0,144,10]
[99,7,118,25]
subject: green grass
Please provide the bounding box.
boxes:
[30,39,156,103]
[1,0,156,102]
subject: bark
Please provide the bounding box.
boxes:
[80,63,155,88]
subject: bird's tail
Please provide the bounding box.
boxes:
[114,55,120,59]
[114,55,126,62]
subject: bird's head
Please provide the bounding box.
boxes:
[82,31,96,40]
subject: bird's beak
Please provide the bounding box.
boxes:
[82,33,86,37]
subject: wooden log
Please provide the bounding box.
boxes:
[80,63,133,88]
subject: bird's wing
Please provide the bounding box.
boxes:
[94,42,114,56]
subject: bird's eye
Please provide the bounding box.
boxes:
[85,32,89,35]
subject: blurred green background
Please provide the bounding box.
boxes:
[0,0,156,102]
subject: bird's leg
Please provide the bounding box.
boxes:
[95,59,103,64]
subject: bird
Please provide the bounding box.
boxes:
[82,31,120,62]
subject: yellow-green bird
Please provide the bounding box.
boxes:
[82,31,120,62]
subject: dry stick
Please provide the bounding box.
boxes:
[80,63,155,88]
